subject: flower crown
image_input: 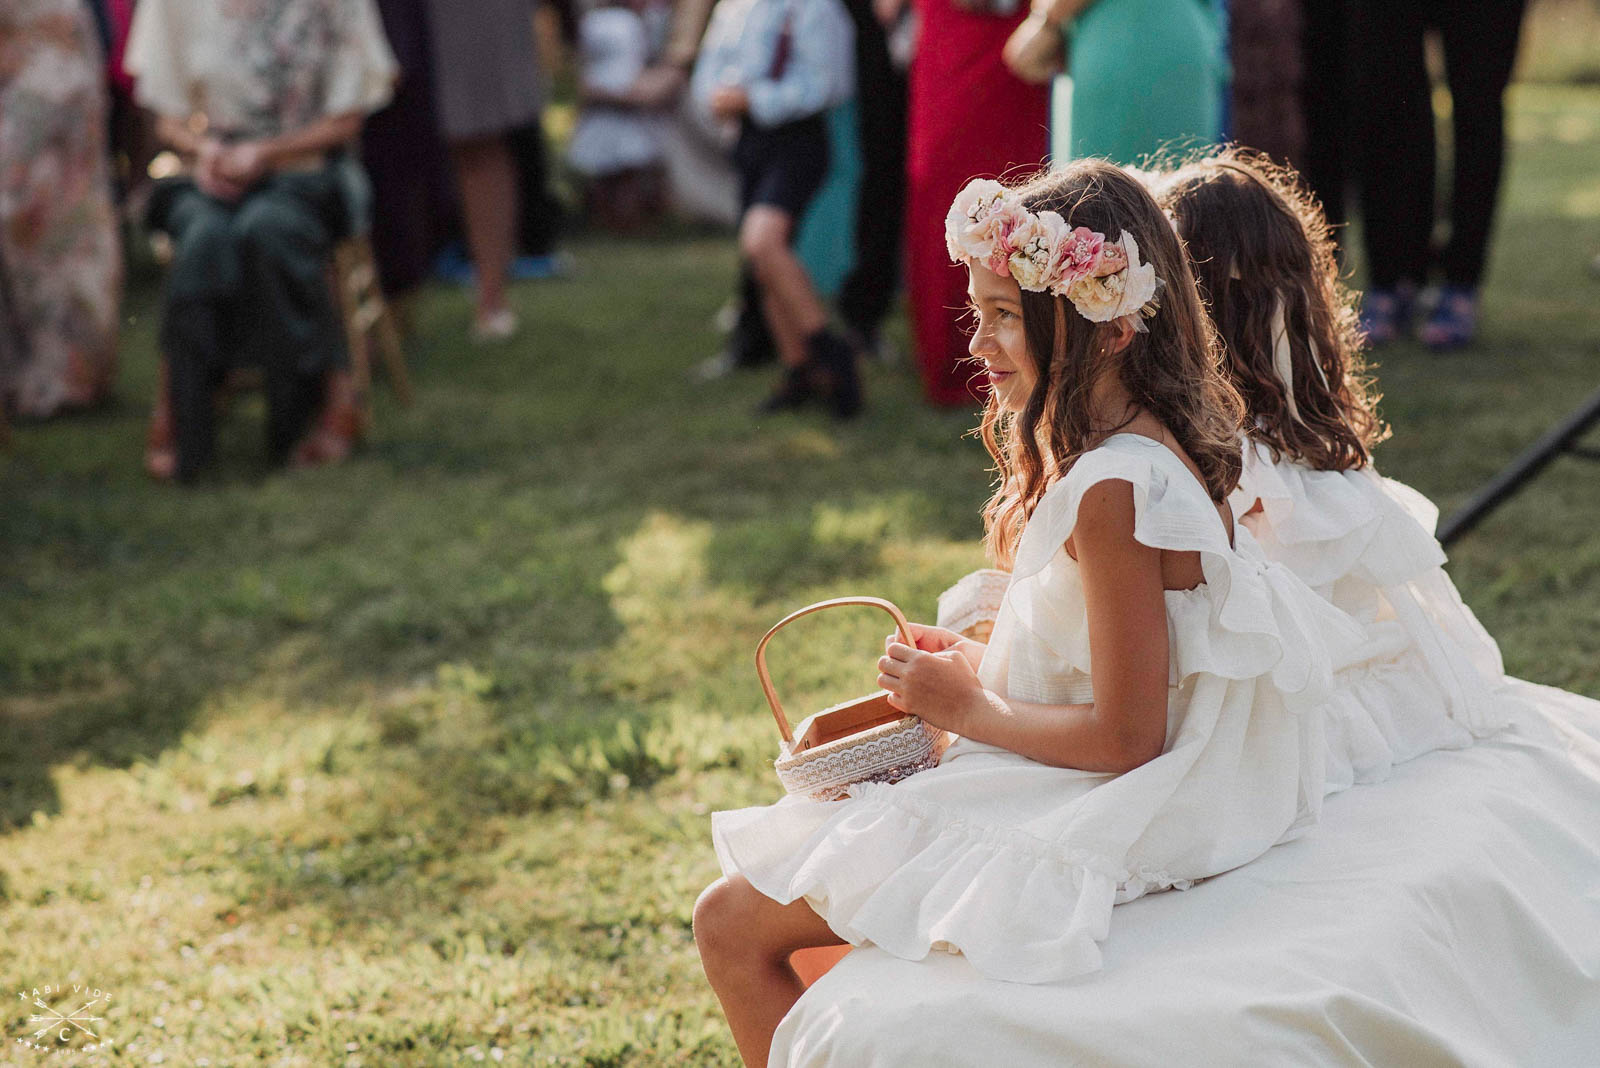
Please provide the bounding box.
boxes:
[944,179,1164,329]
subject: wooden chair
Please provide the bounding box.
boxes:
[332,234,414,408]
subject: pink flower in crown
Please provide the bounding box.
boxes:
[1044,226,1105,294]
[945,179,1026,277]
[1066,233,1160,322]
[1092,240,1129,277]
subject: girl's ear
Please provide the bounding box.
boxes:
[1103,317,1138,355]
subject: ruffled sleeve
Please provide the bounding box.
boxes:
[988,437,1368,714]
[1231,440,1446,591]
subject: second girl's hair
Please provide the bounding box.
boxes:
[1151,149,1387,471]
[978,159,1246,569]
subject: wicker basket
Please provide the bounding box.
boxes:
[758,597,950,802]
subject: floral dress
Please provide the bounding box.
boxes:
[0,0,121,418]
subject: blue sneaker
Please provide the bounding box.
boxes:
[509,251,575,281]
[1418,285,1478,351]
[1358,285,1416,346]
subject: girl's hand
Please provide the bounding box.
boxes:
[886,622,986,672]
[877,642,988,734]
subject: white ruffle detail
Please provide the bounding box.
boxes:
[1231,441,1517,738]
[1230,440,1445,592]
[988,437,1369,713]
[713,781,1188,985]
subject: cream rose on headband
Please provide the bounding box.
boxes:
[1007,210,1069,291]
[1068,234,1161,323]
[944,178,1163,328]
[945,179,1025,277]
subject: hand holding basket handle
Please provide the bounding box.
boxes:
[757,597,949,801]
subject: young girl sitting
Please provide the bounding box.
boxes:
[1151,151,1517,789]
[694,160,1389,1067]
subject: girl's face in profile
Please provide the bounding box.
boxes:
[967,263,1038,413]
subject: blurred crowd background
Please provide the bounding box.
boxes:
[0,0,1593,476]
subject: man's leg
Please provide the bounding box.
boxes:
[159,187,241,480]
[232,177,340,464]
[1436,0,1527,289]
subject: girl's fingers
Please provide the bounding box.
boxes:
[877,673,902,694]
[877,655,902,678]
[885,642,916,662]
[884,691,905,712]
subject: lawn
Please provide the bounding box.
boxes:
[2,82,1598,1065]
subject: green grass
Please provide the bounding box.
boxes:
[3,82,1599,1065]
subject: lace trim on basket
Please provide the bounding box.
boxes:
[775,721,944,798]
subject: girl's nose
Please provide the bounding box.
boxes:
[968,320,995,360]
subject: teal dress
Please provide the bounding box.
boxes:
[796,97,864,298]
[1053,0,1225,166]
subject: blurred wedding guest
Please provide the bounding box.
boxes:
[691,0,861,417]
[423,0,544,341]
[700,0,901,377]
[1354,0,1528,350]
[124,0,397,481]
[361,0,455,302]
[906,0,1047,407]
[1226,0,1304,167]
[833,0,907,359]
[1004,0,1223,167]
[1298,0,1351,230]
[570,0,671,232]
[97,0,163,205]
[0,0,122,420]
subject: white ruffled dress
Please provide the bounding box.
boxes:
[712,434,1380,985]
[1231,440,1516,791]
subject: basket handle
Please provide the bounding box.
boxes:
[755,596,915,744]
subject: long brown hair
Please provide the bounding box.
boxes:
[976,160,1246,569]
[1150,149,1387,471]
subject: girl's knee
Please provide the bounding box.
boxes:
[693,875,757,959]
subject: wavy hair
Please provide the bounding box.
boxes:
[975,159,1246,569]
[1149,149,1387,471]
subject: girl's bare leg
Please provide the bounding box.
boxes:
[694,875,846,1067]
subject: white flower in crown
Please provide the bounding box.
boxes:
[944,179,1026,277]
[1006,210,1070,291]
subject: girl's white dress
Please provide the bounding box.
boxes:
[1232,440,1518,791]
[713,434,1383,985]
